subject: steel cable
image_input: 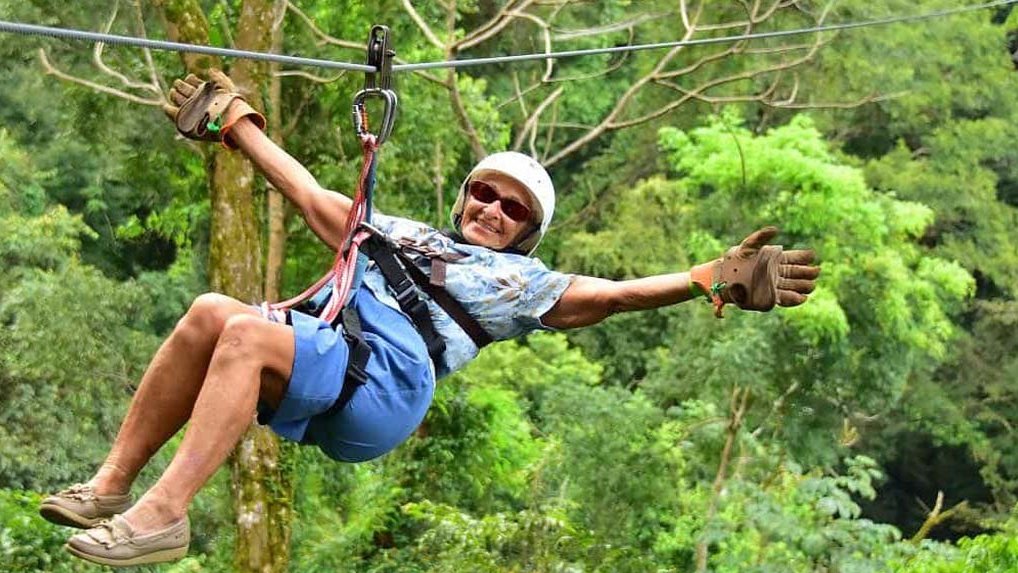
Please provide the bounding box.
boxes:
[1,1,1014,74]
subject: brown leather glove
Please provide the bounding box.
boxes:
[689,226,819,318]
[163,69,265,149]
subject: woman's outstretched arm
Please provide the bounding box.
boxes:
[228,116,351,251]
[541,273,698,330]
[541,227,819,330]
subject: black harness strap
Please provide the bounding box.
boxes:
[390,248,494,349]
[322,305,372,417]
[360,235,448,361]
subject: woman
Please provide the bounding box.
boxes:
[39,71,819,567]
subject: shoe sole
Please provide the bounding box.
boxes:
[65,542,188,567]
[39,504,104,529]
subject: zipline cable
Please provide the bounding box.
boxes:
[395,0,1018,72]
[0,20,375,73]
[0,0,1015,74]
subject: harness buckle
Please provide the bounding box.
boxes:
[355,221,385,240]
[344,353,370,386]
[393,282,418,308]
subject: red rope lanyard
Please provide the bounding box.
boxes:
[266,132,378,323]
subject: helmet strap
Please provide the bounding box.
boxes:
[512,225,540,254]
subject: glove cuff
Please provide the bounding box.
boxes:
[219,99,266,150]
[690,259,726,318]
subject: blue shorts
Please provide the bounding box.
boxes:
[257,285,435,462]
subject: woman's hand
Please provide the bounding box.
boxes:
[690,226,820,317]
[163,69,264,148]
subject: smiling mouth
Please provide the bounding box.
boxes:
[476,221,500,234]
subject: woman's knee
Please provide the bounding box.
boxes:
[178,293,248,338]
[216,314,280,362]
[216,315,295,378]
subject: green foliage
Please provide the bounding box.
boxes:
[697,456,907,573]
[0,129,47,216]
[0,489,91,573]
[556,115,973,470]
[891,508,1018,572]
[0,207,94,274]
[396,345,546,513]
[290,458,404,571]
[2,1,1017,571]
[538,377,678,549]
[794,0,1018,520]
[388,500,587,573]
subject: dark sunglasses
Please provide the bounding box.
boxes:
[467,180,532,223]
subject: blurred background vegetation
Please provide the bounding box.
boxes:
[2,1,1018,571]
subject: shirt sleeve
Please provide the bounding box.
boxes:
[514,258,574,332]
[369,212,399,235]
[368,213,442,244]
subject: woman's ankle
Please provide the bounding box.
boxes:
[123,488,187,532]
[89,463,134,496]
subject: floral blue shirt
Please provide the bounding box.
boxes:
[360,213,573,378]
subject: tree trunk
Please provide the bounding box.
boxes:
[265,4,287,303]
[157,1,292,571]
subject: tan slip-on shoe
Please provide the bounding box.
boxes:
[65,514,189,567]
[39,483,132,528]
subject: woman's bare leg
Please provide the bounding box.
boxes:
[113,313,296,532]
[89,294,264,496]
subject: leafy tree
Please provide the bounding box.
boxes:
[3,1,1018,570]
[787,0,1018,529]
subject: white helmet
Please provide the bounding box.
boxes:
[450,151,555,255]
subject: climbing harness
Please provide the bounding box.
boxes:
[260,26,493,416]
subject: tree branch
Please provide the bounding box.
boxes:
[553,12,671,40]
[441,1,486,160]
[744,43,813,54]
[751,380,800,438]
[286,0,444,87]
[457,0,536,51]
[511,10,555,82]
[544,7,703,166]
[508,71,530,117]
[448,70,486,160]
[402,0,446,50]
[615,31,832,129]
[541,98,560,160]
[132,0,166,95]
[512,86,563,152]
[760,91,903,109]
[274,69,345,83]
[534,0,863,166]
[696,387,751,572]
[680,0,694,33]
[281,84,316,140]
[656,40,746,81]
[498,23,633,116]
[92,3,162,95]
[545,25,633,83]
[911,492,968,544]
[39,49,164,107]
[285,1,364,50]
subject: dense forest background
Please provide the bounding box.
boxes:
[2,1,1018,571]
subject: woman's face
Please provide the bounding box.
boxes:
[460,171,536,252]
